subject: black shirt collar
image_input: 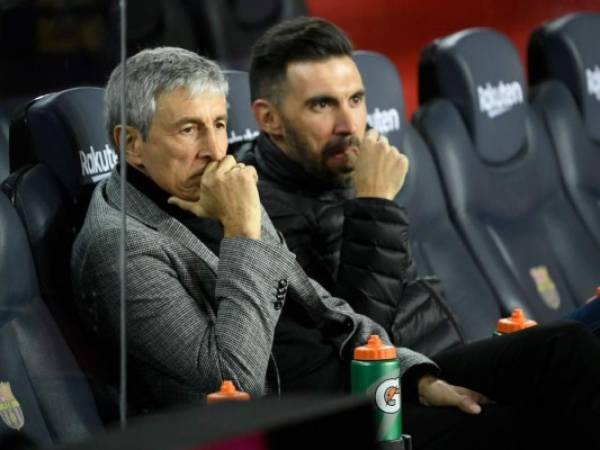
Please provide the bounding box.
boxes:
[124,163,194,221]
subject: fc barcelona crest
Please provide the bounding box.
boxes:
[0,382,24,431]
[529,265,560,310]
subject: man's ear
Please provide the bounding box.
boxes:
[252,99,283,136]
[113,125,144,166]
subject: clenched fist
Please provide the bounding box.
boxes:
[168,155,262,240]
[349,128,409,200]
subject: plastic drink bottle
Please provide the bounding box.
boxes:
[351,335,402,442]
[206,380,250,405]
[495,308,537,336]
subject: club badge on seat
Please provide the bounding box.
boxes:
[0,382,24,431]
[530,265,560,310]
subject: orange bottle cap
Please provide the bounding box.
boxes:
[496,308,538,334]
[206,380,250,404]
[353,335,397,360]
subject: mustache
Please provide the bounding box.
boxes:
[322,135,361,159]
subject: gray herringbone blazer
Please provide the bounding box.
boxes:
[71,169,433,408]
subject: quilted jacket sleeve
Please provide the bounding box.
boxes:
[333,198,417,331]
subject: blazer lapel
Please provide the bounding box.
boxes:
[104,170,220,271]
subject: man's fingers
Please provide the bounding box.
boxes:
[453,386,492,404]
[215,154,237,173]
[457,395,482,415]
[168,196,206,217]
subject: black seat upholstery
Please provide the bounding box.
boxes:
[353,50,501,341]
[224,70,259,150]
[0,191,102,447]
[414,28,600,322]
[181,0,308,70]
[0,105,10,182]
[3,87,118,422]
[528,12,600,248]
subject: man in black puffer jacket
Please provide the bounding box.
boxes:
[237,22,464,357]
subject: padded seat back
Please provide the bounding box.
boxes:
[354,50,501,341]
[415,28,600,322]
[224,70,259,151]
[0,192,102,447]
[9,87,114,228]
[528,12,600,247]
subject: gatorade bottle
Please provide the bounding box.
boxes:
[351,335,402,442]
[495,308,537,336]
[206,380,250,405]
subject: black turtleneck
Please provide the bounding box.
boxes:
[126,161,348,394]
[125,163,224,255]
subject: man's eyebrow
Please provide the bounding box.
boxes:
[172,114,228,126]
[304,95,337,107]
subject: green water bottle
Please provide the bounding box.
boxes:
[351,335,402,442]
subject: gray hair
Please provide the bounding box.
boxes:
[105,47,228,141]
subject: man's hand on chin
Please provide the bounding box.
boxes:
[352,128,409,201]
[168,155,262,240]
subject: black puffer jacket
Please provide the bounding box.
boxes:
[238,134,465,356]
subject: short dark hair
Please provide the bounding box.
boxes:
[249,17,353,103]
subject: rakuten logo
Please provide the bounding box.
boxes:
[477,81,524,119]
[79,144,118,183]
[586,65,600,101]
[228,128,259,144]
[367,107,401,134]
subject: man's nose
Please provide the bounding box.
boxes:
[334,105,358,135]
[203,128,226,161]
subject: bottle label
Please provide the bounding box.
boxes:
[375,378,401,414]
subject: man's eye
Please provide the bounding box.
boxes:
[312,100,329,110]
[181,126,195,134]
[350,95,363,105]
[216,121,226,129]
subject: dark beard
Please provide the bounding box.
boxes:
[282,119,358,187]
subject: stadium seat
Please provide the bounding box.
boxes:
[353,50,502,341]
[528,12,600,248]
[224,70,259,149]
[414,28,600,322]
[0,191,102,447]
[9,87,115,226]
[181,0,308,70]
[3,87,119,421]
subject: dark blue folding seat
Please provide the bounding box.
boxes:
[3,87,119,421]
[224,70,259,151]
[0,191,102,447]
[528,12,600,248]
[414,28,600,322]
[353,50,502,341]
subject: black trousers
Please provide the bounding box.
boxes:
[404,321,600,450]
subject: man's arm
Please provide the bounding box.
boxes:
[333,129,415,329]
[76,224,296,398]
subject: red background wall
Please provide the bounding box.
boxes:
[307,0,600,116]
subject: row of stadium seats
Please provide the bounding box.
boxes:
[0,10,598,447]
